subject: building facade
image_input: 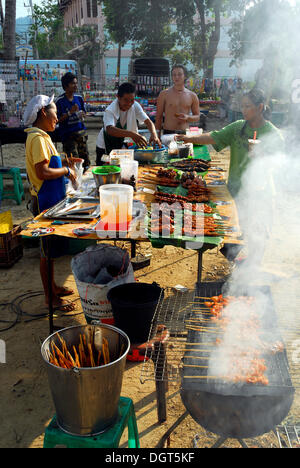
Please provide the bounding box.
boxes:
[59,0,129,88]
[58,1,262,89]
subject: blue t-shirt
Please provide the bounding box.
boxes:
[55,93,86,141]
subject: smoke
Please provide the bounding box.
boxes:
[207,132,300,383]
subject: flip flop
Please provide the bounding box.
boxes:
[52,300,77,313]
[54,286,74,297]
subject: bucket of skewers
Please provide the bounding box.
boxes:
[41,323,130,436]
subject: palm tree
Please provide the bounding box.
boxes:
[2,0,16,60]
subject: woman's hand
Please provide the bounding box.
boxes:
[69,157,84,167]
[62,157,83,168]
[67,166,77,184]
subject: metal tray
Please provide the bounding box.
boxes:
[43,197,100,220]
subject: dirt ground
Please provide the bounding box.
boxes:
[0,114,299,449]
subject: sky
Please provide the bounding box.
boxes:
[16,0,40,19]
[14,0,298,18]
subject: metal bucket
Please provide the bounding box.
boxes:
[41,323,130,436]
[92,166,121,189]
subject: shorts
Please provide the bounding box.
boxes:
[163,129,186,135]
[29,196,69,259]
[63,131,90,168]
[96,147,106,166]
[39,235,69,259]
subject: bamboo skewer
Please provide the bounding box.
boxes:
[183,364,209,369]
[186,326,223,334]
[183,375,219,380]
[49,333,112,369]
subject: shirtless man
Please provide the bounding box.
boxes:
[155,64,200,137]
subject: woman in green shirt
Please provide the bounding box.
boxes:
[176,88,284,197]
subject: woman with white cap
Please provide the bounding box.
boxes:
[24,95,80,312]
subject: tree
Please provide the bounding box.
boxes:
[172,0,248,79]
[101,0,177,85]
[2,0,16,60]
[101,0,133,86]
[127,0,177,58]
[67,25,108,83]
[29,0,67,59]
[228,0,298,100]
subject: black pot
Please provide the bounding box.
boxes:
[107,282,163,344]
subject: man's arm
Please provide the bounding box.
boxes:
[106,125,148,147]
[155,90,166,138]
[144,118,161,147]
[176,92,200,124]
[189,92,201,123]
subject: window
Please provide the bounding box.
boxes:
[87,0,91,18]
[92,0,98,17]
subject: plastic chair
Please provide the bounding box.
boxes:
[43,397,140,448]
[0,168,25,205]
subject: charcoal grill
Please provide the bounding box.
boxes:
[181,282,295,439]
[141,282,299,447]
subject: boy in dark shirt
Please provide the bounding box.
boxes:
[56,72,90,171]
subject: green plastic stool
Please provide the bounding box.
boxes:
[43,397,140,448]
[0,168,25,205]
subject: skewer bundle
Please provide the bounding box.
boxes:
[48,332,111,369]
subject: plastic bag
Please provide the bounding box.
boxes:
[168,140,179,156]
[66,160,84,195]
[71,244,135,322]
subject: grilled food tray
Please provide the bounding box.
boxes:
[43,197,100,220]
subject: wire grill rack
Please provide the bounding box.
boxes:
[140,284,300,390]
[140,287,196,384]
[276,425,300,448]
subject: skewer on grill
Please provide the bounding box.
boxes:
[183,364,209,369]
[183,375,219,380]
[186,326,223,333]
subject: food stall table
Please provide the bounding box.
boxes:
[21,156,242,334]
[20,157,242,424]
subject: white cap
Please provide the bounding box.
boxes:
[23,94,54,126]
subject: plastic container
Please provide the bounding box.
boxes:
[109,149,134,166]
[41,323,130,436]
[120,160,138,188]
[248,139,262,158]
[107,282,163,343]
[92,166,121,189]
[99,184,133,231]
[133,145,166,163]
